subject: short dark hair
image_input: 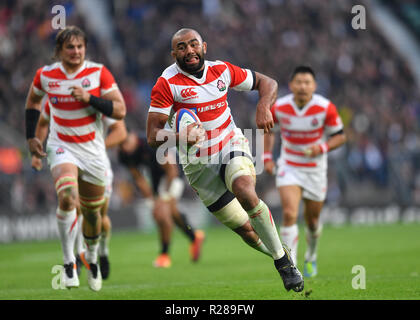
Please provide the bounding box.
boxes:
[290,66,316,81]
[53,26,87,60]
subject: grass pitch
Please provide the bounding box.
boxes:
[0,223,419,300]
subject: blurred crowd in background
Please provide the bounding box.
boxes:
[1,0,420,217]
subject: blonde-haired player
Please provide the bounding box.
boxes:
[25,26,126,291]
[32,100,127,280]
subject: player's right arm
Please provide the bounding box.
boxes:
[25,74,47,158]
[147,77,204,148]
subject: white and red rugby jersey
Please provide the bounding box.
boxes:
[42,100,117,140]
[32,61,118,158]
[149,60,254,158]
[271,93,343,172]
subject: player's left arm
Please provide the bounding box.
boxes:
[225,62,277,133]
[105,120,128,149]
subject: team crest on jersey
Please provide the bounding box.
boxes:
[81,78,91,88]
[217,80,226,92]
[50,97,58,104]
[56,147,65,155]
[311,118,319,127]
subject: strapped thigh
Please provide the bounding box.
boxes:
[212,198,248,229]
[79,194,106,214]
[55,175,78,195]
[221,152,256,193]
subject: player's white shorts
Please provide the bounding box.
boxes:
[184,130,254,210]
[46,143,107,187]
[157,177,185,201]
[275,163,327,202]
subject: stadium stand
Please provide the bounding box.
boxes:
[1,0,420,235]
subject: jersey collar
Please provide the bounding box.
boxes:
[59,61,87,79]
[291,94,314,116]
[175,61,209,84]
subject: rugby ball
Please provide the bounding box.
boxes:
[169,108,201,133]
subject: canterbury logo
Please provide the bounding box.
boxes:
[181,88,197,98]
[48,81,61,89]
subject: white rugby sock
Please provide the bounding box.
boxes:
[247,200,285,260]
[84,236,100,264]
[99,230,110,257]
[56,208,78,265]
[304,224,323,262]
[279,224,299,265]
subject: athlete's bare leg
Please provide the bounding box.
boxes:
[51,163,80,288]
[169,198,195,242]
[278,185,302,264]
[99,197,111,279]
[232,175,285,260]
[51,163,79,265]
[303,198,324,266]
[78,179,105,263]
[100,197,112,255]
[153,198,173,254]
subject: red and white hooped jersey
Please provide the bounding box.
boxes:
[271,93,343,172]
[42,100,116,172]
[42,100,117,140]
[33,60,118,158]
[148,60,254,158]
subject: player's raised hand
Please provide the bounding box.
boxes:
[69,86,90,103]
[31,154,43,171]
[256,107,274,133]
[28,137,47,158]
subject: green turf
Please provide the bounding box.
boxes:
[0,223,419,300]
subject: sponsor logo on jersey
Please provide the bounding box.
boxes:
[81,78,91,88]
[196,101,226,113]
[217,80,226,92]
[51,96,77,103]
